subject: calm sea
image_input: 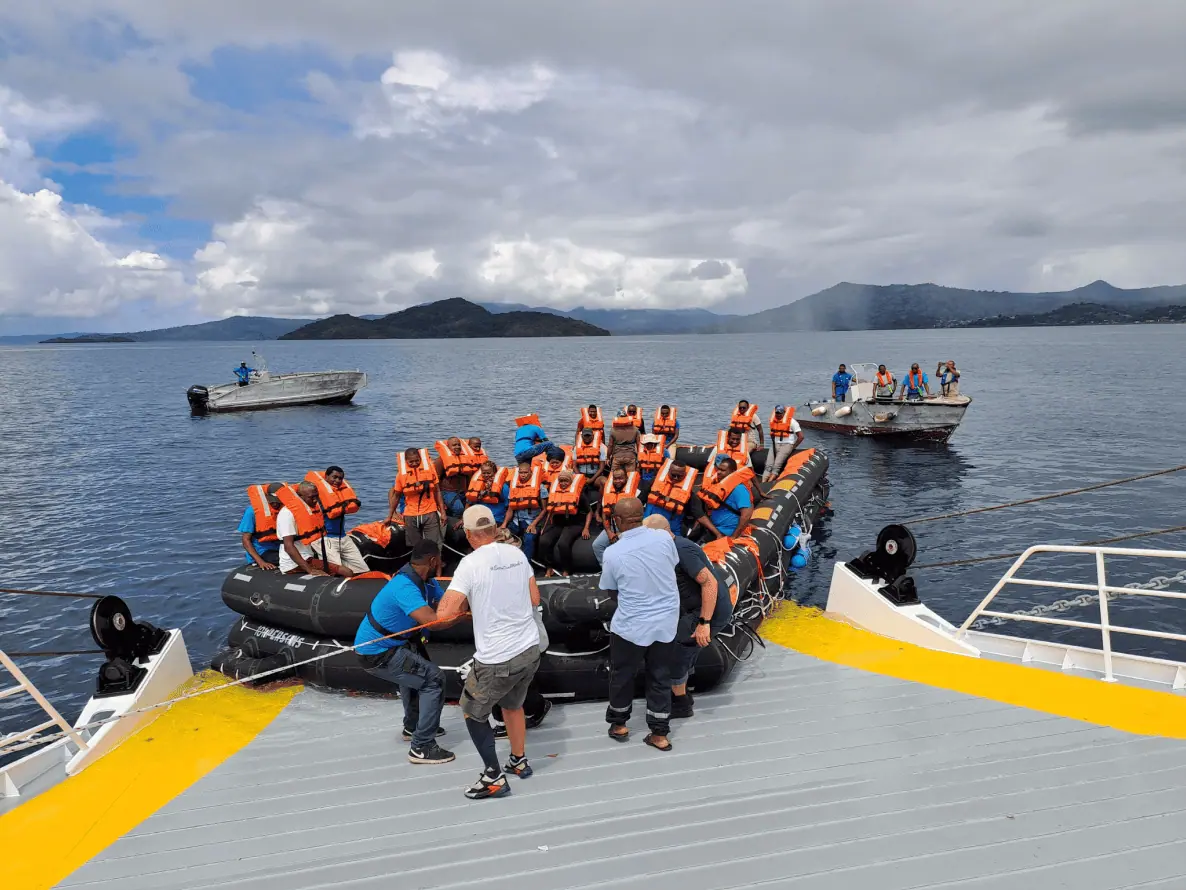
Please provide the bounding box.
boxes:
[2,325,1185,735]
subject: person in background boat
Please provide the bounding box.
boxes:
[591,464,642,565]
[437,505,543,799]
[644,460,703,537]
[514,414,564,465]
[601,497,680,751]
[874,365,896,402]
[898,363,931,401]
[729,400,765,448]
[502,460,548,563]
[466,460,511,525]
[576,404,604,438]
[636,434,666,492]
[234,362,253,386]
[609,409,641,470]
[831,364,854,402]
[388,447,447,546]
[651,404,680,447]
[573,427,607,480]
[623,404,646,433]
[642,514,730,720]
[435,437,474,521]
[239,482,284,570]
[536,470,598,575]
[355,541,454,766]
[277,482,350,576]
[695,457,754,540]
[307,465,368,574]
[761,407,804,483]
[936,360,961,397]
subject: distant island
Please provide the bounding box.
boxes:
[41,334,137,344]
[954,302,1186,328]
[278,298,611,340]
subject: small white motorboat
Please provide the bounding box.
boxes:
[186,352,366,414]
[798,362,970,442]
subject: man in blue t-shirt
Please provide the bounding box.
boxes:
[831,364,853,402]
[237,483,283,569]
[355,542,455,765]
[899,363,931,401]
[514,417,564,464]
[234,362,253,386]
[697,457,754,539]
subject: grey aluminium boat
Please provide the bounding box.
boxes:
[186,353,366,414]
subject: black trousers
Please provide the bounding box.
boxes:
[605,634,677,737]
[539,518,584,571]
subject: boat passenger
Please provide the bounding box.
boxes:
[514,413,564,465]
[306,465,368,574]
[535,446,572,486]
[467,437,489,467]
[601,497,680,751]
[437,505,543,799]
[466,460,510,525]
[651,404,680,446]
[576,404,604,438]
[355,541,455,766]
[591,465,642,565]
[636,434,666,488]
[502,461,548,563]
[936,360,960,397]
[239,482,284,570]
[643,460,702,537]
[709,428,753,469]
[762,407,804,483]
[729,400,765,448]
[573,428,607,479]
[642,514,731,720]
[623,404,646,433]
[277,481,351,576]
[874,365,896,402]
[831,364,853,402]
[388,447,447,546]
[234,362,253,386]
[435,437,474,519]
[695,457,754,540]
[899,363,931,401]
[609,409,641,470]
[537,470,597,574]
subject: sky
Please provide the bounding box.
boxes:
[2,1,1186,334]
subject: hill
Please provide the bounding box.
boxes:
[279,298,611,340]
[479,302,733,334]
[127,316,311,341]
[955,302,1186,328]
[42,334,136,343]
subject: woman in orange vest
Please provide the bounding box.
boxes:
[387,447,447,547]
[536,470,596,574]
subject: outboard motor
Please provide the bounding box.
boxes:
[89,595,170,697]
[846,524,919,605]
[186,384,210,415]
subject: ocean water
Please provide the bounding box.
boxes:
[2,325,1185,737]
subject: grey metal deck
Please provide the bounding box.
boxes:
[60,645,1186,890]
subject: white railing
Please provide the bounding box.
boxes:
[956,545,1186,683]
[0,650,89,759]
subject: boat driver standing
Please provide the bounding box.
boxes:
[234,362,253,386]
[831,364,853,402]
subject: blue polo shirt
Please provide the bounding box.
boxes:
[710,484,752,537]
[832,371,853,398]
[237,506,280,564]
[903,371,929,396]
[234,366,252,384]
[514,423,548,459]
[600,526,680,646]
[354,565,444,654]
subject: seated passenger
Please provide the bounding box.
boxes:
[609,409,641,470]
[514,413,564,464]
[467,437,489,468]
[576,404,604,438]
[434,437,474,519]
[388,447,447,547]
[305,465,368,574]
[573,428,607,479]
[643,460,703,538]
[761,408,805,483]
[709,428,753,468]
[899,363,931,401]
[623,404,646,433]
[276,481,352,577]
[466,460,510,525]
[729,400,765,449]
[537,470,597,574]
[535,445,572,486]
[591,465,641,565]
[874,365,896,402]
[239,482,284,570]
[636,434,666,488]
[695,457,755,540]
[651,404,680,447]
[503,460,548,563]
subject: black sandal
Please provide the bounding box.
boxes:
[644,734,672,751]
[608,724,630,743]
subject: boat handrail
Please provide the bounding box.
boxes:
[0,649,90,759]
[955,545,1186,683]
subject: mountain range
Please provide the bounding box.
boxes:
[11,279,1186,344]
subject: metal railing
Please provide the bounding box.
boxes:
[0,650,89,758]
[955,545,1186,683]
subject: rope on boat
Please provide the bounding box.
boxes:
[914,523,1186,570]
[904,463,1186,525]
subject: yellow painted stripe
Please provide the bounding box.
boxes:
[0,671,300,890]
[762,601,1186,739]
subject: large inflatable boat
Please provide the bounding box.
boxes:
[211,447,830,701]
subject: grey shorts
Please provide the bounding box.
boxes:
[461,647,541,722]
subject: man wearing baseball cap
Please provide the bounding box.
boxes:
[437,504,543,799]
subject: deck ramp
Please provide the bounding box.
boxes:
[59,645,1186,890]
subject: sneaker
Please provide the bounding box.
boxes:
[503,754,533,778]
[465,768,511,800]
[492,720,508,739]
[408,742,456,765]
[526,698,553,729]
[402,726,446,742]
[671,694,694,719]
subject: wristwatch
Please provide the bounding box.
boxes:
[697,618,711,626]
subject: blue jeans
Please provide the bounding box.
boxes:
[592,529,611,566]
[515,441,564,464]
[442,490,466,518]
[508,516,539,562]
[363,645,444,749]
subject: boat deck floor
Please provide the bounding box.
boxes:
[58,643,1186,890]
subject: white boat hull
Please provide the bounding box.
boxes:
[187,371,366,414]
[799,396,970,442]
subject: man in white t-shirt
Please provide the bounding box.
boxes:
[277,482,325,575]
[438,504,542,800]
[762,406,806,483]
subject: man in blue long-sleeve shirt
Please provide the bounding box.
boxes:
[514,415,564,464]
[234,362,254,386]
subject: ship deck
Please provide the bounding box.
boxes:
[7,607,1186,890]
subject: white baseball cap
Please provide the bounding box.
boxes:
[462,504,496,531]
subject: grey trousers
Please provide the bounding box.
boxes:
[762,440,798,482]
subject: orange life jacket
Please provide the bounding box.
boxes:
[906,370,924,391]
[729,403,759,432]
[637,435,666,473]
[507,466,544,512]
[611,414,636,429]
[876,371,894,388]
[714,430,751,467]
[466,467,508,505]
[464,445,489,475]
[545,474,587,517]
[646,461,697,515]
[514,413,542,427]
[434,439,476,478]
[652,406,678,437]
[395,449,438,515]
[622,406,644,430]
[601,471,640,520]
[350,520,394,548]
[304,471,361,519]
[533,444,573,484]
[573,432,604,467]
[245,484,282,544]
[578,406,604,433]
[698,466,756,512]
[769,407,796,439]
[275,484,326,544]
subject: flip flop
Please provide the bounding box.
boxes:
[644,734,672,752]
[608,725,630,743]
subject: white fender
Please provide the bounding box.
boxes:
[811,405,828,417]
[836,405,852,417]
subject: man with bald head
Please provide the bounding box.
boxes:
[599,497,681,751]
